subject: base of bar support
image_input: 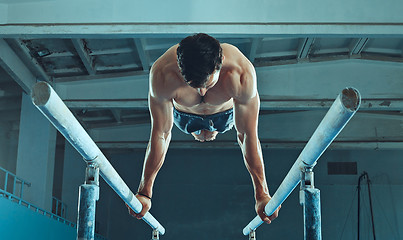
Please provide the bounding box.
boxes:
[301,188,322,240]
[77,184,100,240]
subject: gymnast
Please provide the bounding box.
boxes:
[126,33,281,224]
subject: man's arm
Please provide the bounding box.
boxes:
[127,69,174,219]
[233,71,280,224]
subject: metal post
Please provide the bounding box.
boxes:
[31,82,165,235]
[20,181,24,199]
[249,230,256,240]
[64,204,67,219]
[4,172,8,191]
[366,177,376,240]
[357,178,361,240]
[152,229,160,240]
[300,168,322,240]
[77,163,100,240]
[12,176,16,195]
[357,172,376,240]
[243,88,361,235]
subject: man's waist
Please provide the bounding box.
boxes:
[173,106,233,118]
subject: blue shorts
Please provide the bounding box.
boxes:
[173,107,234,135]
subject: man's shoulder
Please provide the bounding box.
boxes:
[149,57,182,100]
[221,43,239,51]
[221,62,256,102]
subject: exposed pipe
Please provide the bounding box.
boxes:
[243,87,361,235]
[31,82,165,235]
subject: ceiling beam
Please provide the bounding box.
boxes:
[249,38,261,62]
[133,38,150,72]
[96,63,140,72]
[71,39,96,75]
[1,23,403,38]
[0,39,37,93]
[361,53,403,63]
[111,109,122,123]
[54,70,148,83]
[349,38,369,55]
[313,48,350,55]
[63,98,403,111]
[361,47,403,56]
[297,38,315,60]
[55,59,403,109]
[90,48,133,56]
[9,39,51,83]
[50,67,84,75]
[144,43,176,51]
[64,99,148,109]
[256,51,297,59]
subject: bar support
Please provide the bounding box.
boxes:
[300,168,322,240]
[77,164,100,240]
[249,230,256,240]
[152,229,160,240]
[31,82,165,235]
[243,87,360,235]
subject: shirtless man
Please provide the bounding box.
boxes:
[127,33,280,224]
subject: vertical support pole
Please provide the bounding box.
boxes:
[366,177,376,240]
[152,229,160,240]
[249,230,256,240]
[4,172,8,191]
[20,181,24,199]
[300,167,322,240]
[357,172,376,240]
[12,177,16,195]
[77,163,100,240]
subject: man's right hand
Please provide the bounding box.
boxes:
[255,195,281,224]
[126,194,152,219]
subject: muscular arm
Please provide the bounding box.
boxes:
[233,69,280,224]
[234,93,268,198]
[138,93,173,197]
[128,67,174,219]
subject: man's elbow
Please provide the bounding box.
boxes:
[237,131,246,148]
[237,131,260,146]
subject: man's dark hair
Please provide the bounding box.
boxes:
[177,33,223,88]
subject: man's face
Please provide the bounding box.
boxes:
[196,70,220,96]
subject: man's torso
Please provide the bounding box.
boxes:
[151,43,255,116]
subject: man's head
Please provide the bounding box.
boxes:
[177,33,223,88]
